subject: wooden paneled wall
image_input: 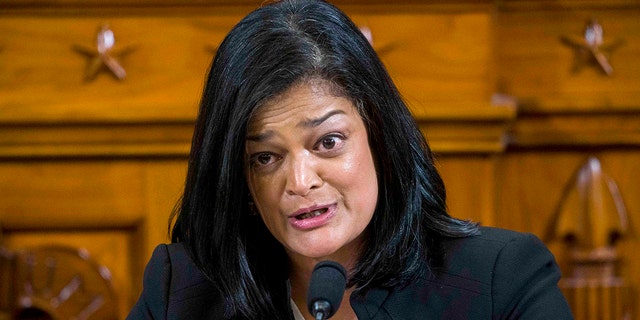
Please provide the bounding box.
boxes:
[1,1,638,318]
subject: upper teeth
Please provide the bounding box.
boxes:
[297,208,326,220]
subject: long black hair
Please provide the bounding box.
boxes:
[171,0,479,318]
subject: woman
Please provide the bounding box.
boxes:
[128,0,573,319]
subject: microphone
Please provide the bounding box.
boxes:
[306,260,347,320]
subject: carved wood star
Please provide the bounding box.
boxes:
[561,19,624,76]
[73,25,135,82]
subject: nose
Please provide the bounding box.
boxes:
[285,152,322,197]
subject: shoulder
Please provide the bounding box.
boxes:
[432,226,572,319]
[419,227,544,296]
[127,243,224,319]
[439,226,557,274]
[445,225,537,250]
[433,226,558,292]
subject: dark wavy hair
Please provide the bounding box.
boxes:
[171,0,478,318]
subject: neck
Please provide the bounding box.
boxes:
[287,234,363,280]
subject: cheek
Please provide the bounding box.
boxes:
[338,144,378,209]
[251,188,279,233]
[248,174,285,227]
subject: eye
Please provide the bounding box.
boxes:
[250,152,279,168]
[314,134,345,153]
[321,137,337,149]
[257,153,272,165]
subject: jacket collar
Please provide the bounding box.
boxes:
[350,287,392,319]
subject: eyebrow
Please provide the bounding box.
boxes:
[246,131,273,142]
[246,109,346,142]
[299,109,346,128]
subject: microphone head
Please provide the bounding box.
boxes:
[307,260,347,319]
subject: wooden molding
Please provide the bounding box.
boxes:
[496,0,640,11]
[4,0,638,9]
[416,104,517,154]
[0,122,193,159]
[508,110,640,148]
[0,105,517,159]
[0,0,493,8]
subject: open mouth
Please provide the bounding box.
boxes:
[295,208,328,220]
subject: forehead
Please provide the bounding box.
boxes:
[247,81,359,133]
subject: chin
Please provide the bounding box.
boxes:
[291,243,342,260]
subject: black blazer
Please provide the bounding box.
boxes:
[127,227,573,319]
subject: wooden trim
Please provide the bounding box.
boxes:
[417,105,517,154]
[508,111,640,148]
[0,1,496,16]
[3,0,637,11]
[0,106,517,159]
[0,0,492,8]
[0,122,193,159]
[496,0,640,11]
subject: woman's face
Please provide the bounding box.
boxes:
[245,81,378,265]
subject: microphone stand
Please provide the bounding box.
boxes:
[312,300,332,320]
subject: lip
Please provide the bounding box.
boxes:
[288,203,337,230]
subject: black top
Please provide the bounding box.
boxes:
[127,227,573,319]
